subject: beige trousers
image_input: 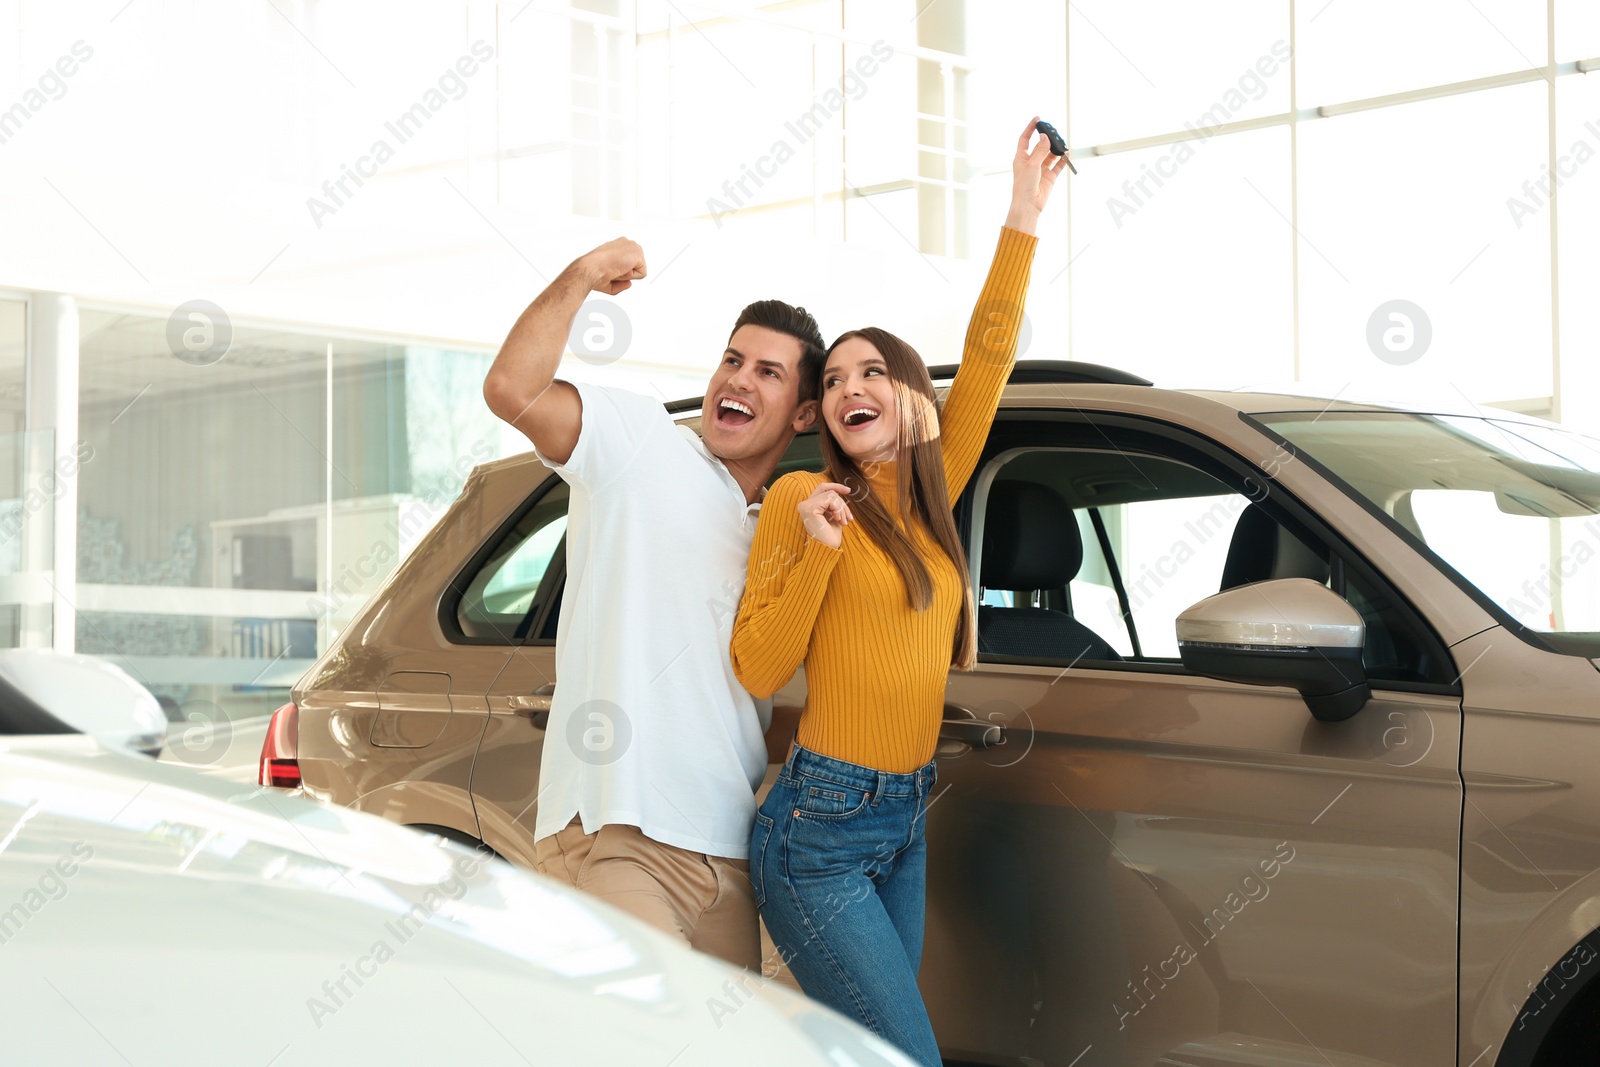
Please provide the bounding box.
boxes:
[534,817,760,971]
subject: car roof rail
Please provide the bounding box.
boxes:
[925,360,1153,386]
[665,359,1150,413]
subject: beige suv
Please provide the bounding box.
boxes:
[275,362,1600,1067]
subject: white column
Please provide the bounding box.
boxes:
[23,293,78,652]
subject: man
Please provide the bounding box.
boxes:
[482,236,823,970]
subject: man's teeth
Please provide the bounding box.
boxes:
[720,399,754,417]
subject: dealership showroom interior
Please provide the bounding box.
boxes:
[6,1,1600,1065]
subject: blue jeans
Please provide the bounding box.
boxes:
[750,745,941,1067]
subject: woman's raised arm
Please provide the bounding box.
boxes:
[939,117,1069,496]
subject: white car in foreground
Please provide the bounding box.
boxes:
[0,665,910,1066]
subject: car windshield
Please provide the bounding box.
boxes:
[1254,410,1600,640]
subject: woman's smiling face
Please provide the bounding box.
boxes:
[822,335,900,463]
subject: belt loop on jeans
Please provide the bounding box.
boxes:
[872,770,887,806]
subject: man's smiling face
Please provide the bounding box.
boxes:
[699,324,812,462]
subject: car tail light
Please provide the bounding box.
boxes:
[259,702,300,788]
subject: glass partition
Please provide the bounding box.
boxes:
[0,302,38,650]
[76,306,500,767]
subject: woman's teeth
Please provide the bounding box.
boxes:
[842,407,878,426]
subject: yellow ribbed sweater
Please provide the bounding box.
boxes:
[730,226,1037,773]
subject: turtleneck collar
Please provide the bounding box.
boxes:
[856,456,903,519]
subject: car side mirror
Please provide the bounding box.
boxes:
[1176,578,1370,722]
[0,649,167,755]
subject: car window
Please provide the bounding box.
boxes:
[1339,565,1449,683]
[1256,409,1600,642]
[975,449,1253,661]
[972,445,1443,682]
[1079,489,1254,658]
[456,482,569,642]
[449,426,811,646]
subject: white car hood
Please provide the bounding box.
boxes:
[0,737,911,1066]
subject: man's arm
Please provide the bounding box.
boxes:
[482,237,647,465]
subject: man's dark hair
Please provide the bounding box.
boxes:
[729,300,826,402]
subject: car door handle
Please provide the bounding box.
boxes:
[940,704,1004,748]
[510,684,557,729]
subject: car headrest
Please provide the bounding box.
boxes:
[981,481,1083,591]
[1220,503,1329,590]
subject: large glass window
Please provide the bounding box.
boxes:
[1557,0,1600,62]
[0,299,30,649]
[632,1,973,258]
[76,307,501,743]
[644,3,841,224]
[1296,82,1551,400]
[1296,0,1544,106]
[0,301,22,436]
[569,3,631,219]
[498,3,632,221]
[1067,0,1288,148]
[1556,74,1600,438]
[1068,125,1292,387]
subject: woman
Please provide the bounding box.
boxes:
[730,117,1067,1066]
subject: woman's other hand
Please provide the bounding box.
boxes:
[798,482,853,549]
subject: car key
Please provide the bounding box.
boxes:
[1034,119,1077,173]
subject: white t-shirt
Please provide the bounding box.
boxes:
[531,382,771,859]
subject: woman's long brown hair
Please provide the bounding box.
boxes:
[819,327,976,671]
